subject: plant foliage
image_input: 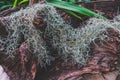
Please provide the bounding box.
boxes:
[46,0,106,19]
[0,0,13,10]
[0,0,29,10]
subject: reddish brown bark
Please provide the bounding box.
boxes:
[0,42,38,80]
[54,28,120,80]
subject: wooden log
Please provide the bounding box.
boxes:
[0,42,39,80]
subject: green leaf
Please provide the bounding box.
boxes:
[13,0,18,7]
[0,5,13,10]
[0,1,5,4]
[6,1,13,5]
[64,9,83,20]
[18,0,29,5]
[83,0,91,2]
[69,0,75,3]
[46,0,107,19]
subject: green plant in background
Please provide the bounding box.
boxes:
[46,0,106,19]
[13,0,18,7]
[13,0,29,7]
[69,0,75,3]
[18,0,28,5]
[0,0,29,10]
[0,0,13,10]
[0,0,106,20]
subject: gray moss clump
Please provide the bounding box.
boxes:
[45,16,120,66]
[0,4,55,67]
[1,3,120,67]
[45,17,113,66]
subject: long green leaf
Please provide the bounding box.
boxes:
[0,5,13,10]
[46,0,107,19]
[18,0,29,5]
[64,9,83,20]
[0,1,5,4]
[69,0,75,3]
[13,0,18,7]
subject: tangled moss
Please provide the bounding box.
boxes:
[0,4,54,67]
[1,3,120,67]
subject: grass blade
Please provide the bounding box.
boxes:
[0,5,13,10]
[47,0,107,19]
[64,9,83,20]
[18,0,29,5]
[69,0,75,3]
[13,0,18,7]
